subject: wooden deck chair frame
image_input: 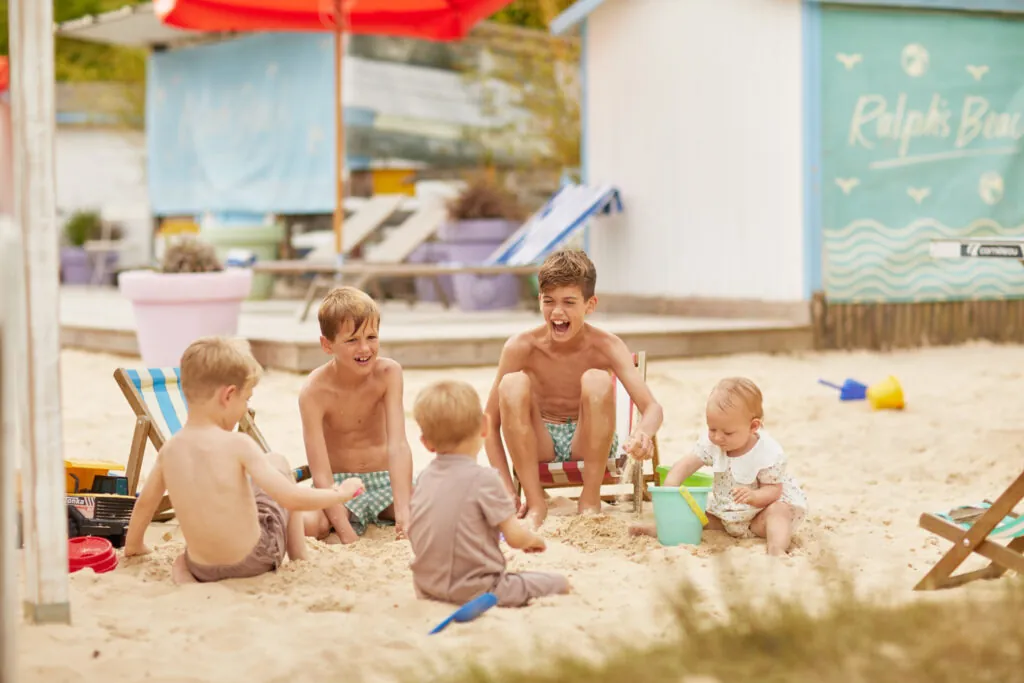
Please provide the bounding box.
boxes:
[914,469,1024,590]
[114,367,307,522]
[511,351,661,512]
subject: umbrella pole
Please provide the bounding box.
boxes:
[332,9,345,266]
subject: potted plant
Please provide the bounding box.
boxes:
[118,235,253,367]
[61,210,125,285]
[440,176,527,311]
[61,210,100,284]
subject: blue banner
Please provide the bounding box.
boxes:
[146,32,339,216]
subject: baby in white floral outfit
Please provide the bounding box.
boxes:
[631,377,806,555]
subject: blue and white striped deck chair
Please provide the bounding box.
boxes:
[484,184,623,268]
[915,469,1024,590]
[114,367,309,521]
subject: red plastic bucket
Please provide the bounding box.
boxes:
[68,536,118,574]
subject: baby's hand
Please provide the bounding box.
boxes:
[336,477,365,500]
[731,486,756,505]
[523,532,547,554]
[624,431,654,460]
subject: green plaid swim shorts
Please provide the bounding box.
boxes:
[333,470,394,535]
[543,420,620,463]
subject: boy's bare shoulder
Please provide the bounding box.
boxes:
[502,325,547,357]
[373,356,402,381]
[584,323,630,357]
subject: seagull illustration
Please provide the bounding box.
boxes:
[836,53,863,70]
[835,178,860,195]
[966,65,989,81]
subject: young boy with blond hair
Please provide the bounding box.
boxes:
[124,336,365,583]
[298,286,414,544]
[408,380,569,607]
[633,377,807,556]
[483,248,664,528]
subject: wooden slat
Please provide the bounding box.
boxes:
[11,0,69,624]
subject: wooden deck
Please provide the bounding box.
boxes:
[59,287,813,372]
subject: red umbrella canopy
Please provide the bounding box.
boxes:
[155,0,516,40]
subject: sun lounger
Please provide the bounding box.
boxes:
[272,181,622,317]
[914,469,1024,590]
[511,351,660,511]
[114,366,310,522]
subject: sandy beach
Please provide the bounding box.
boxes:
[13,342,1024,682]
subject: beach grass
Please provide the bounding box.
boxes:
[421,562,1024,683]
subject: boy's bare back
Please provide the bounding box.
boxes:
[299,356,400,473]
[157,425,275,567]
[500,322,624,421]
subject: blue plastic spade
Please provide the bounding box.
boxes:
[818,378,867,401]
[429,592,499,634]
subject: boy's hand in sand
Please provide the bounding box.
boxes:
[731,486,757,505]
[335,477,365,501]
[624,431,654,460]
[124,542,152,558]
[523,532,546,554]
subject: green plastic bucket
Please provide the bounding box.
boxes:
[656,466,713,489]
[200,222,284,300]
[649,480,713,546]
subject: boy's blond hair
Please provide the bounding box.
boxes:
[413,380,483,452]
[318,286,380,341]
[180,336,263,403]
[537,248,597,299]
[708,377,764,420]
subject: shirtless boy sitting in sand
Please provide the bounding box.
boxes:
[408,380,570,607]
[483,249,664,528]
[299,286,414,544]
[124,337,365,583]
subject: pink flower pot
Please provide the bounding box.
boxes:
[118,268,254,367]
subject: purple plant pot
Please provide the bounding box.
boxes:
[60,246,91,284]
[407,242,455,303]
[438,219,521,311]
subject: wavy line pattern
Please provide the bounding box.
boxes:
[824,218,1024,302]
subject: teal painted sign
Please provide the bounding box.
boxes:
[821,7,1024,302]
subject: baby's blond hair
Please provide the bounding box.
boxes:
[180,336,263,403]
[318,286,380,341]
[413,380,484,452]
[707,377,764,420]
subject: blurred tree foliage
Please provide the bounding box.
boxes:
[0,0,146,81]
[489,0,577,30]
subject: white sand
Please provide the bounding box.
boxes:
[13,343,1024,682]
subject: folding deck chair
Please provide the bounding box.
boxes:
[914,469,1024,590]
[511,351,661,511]
[114,367,311,522]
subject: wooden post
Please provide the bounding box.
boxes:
[8,0,70,624]
[0,222,14,683]
[332,0,347,265]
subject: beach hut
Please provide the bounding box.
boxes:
[552,0,1024,347]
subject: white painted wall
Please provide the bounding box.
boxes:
[55,128,152,268]
[585,0,805,302]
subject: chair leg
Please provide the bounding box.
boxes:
[915,473,1024,590]
[126,417,150,496]
[298,275,328,322]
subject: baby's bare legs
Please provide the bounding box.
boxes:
[171,553,197,585]
[628,513,724,538]
[749,502,796,556]
[571,369,617,515]
[498,372,557,529]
